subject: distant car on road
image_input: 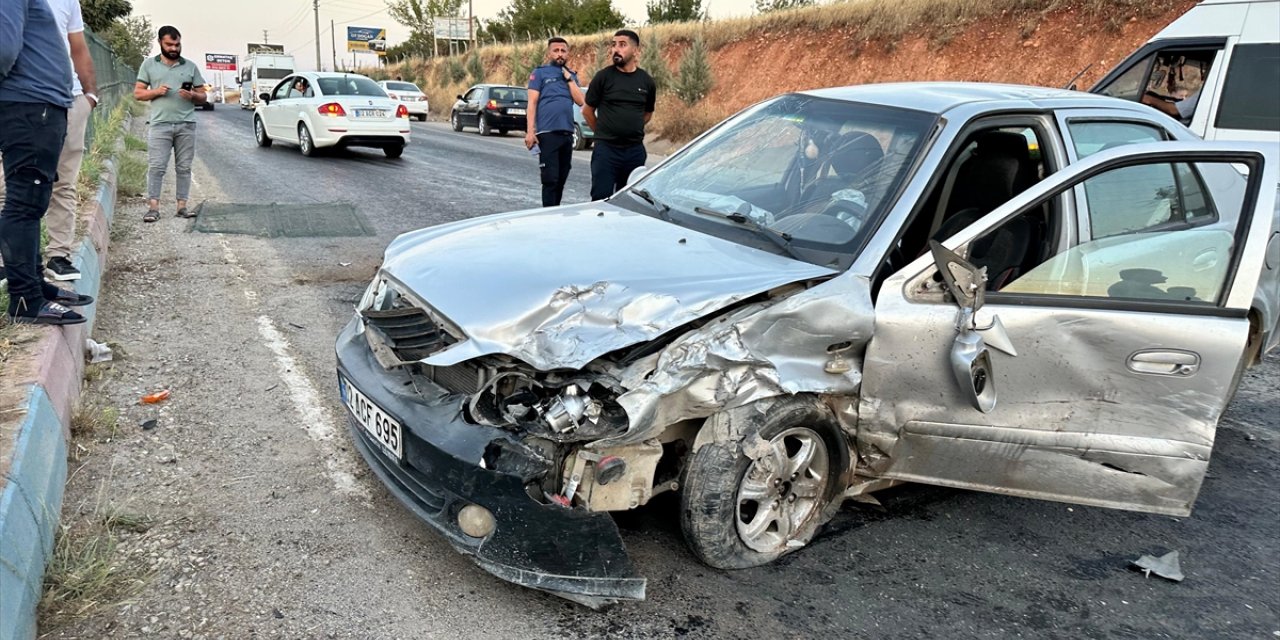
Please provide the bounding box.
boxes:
[450,84,528,136]
[200,84,215,111]
[253,72,411,159]
[572,86,594,150]
[378,80,429,121]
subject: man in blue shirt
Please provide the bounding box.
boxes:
[0,0,92,325]
[525,37,585,207]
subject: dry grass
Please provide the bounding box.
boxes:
[40,504,154,624]
[70,403,118,437]
[116,152,147,198]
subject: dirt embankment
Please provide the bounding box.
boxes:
[384,0,1197,144]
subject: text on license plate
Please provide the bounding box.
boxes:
[340,376,402,460]
[507,108,526,115]
[354,109,388,118]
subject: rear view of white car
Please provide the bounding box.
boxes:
[378,80,429,121]
[253,72,411,159]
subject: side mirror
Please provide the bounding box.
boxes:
[456,94,465,100]
[950,326,997,413]
[626,166,649,186]
[929,240,999,412]
[258,92,271,103]
[929,240,985,312]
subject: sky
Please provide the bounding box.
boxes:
[127,0,762,80]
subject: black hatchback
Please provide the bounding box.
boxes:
[449,84,529,136]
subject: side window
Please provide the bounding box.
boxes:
[1095,52,1156,101]
[1066,120,1167,158]
[989,159,1249,305]
[273,77,293,101]
[465,88,482,101]
[1136,49,1221,124]
[1082,162,1217,238]
[1215,43,1280,132]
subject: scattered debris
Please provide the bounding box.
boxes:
[288,323,306,331]
[156,444,178,464]
[1131,551,1185,582]
[140,419,158,431]
[339,262,352,267]
[140,389,171,405]
[265,383,279,392]
[84,339,114,363]
[272,608,285,619]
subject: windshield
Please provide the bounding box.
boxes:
[258,68,292,80]
[317,76,387,97]
[630,94,935,268]
[386,81,420,92]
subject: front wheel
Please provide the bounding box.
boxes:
[254,116,271,147]
[450,111,463,131]
[383,144,404,159]
[572,125,586,151]
[680,396,844,569]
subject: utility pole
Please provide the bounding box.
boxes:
[330,19,337,72]
[468,0,474,50]
[313,0,322,71]
[262,29,269,43]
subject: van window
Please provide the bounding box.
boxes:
[259,68,292,80]
[1095,47,1221,125]
[1215,43,1280,132]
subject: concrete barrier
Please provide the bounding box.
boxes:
[0,145,120,640]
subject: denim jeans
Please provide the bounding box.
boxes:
[147,121,196,202]
[589,141,646,201]
[0,101,68,315]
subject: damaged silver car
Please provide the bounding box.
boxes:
[335,82,1280,607]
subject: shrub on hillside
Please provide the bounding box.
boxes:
[446,57,467,83]
[639,32,672,90]
[509,46,542,85]
[466,52,485,84]
[672,36,712,105]
[754,0,813,13]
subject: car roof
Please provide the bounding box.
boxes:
[800,82,1154,116]
[473,84,525,90]
[295,72,376,80]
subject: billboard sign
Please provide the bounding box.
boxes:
[347,26,387,55]
[205,53,237,71]
[432,17,470,41]
[247,42,285,55]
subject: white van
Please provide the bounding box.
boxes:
[1090,0,1279,143]
[239,54,296,110]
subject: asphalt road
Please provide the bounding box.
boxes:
[48,106,1280,639]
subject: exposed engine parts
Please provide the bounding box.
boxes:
[462,365,628,441]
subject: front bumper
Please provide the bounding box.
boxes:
[335,318,645,606]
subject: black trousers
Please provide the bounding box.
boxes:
[0,101,67,316]
[537,131,573,207]
[589,141,646,201]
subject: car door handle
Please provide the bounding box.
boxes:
[1127,349,1200,376]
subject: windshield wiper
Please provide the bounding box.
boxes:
[693,205,803,261]
[626,187,672,221]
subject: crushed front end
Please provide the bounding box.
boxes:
[335,282,658,607]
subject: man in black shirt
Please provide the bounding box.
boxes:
[583,29,656,201]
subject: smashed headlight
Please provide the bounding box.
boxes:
[465,369,628,442]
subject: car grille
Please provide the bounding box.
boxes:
[362,304,457,362]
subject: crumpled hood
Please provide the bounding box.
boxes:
[380,202,837,371]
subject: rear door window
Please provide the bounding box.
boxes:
[1215,43,1280,131]
[1067,120,1168,158]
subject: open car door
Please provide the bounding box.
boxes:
[858,141,1277,516]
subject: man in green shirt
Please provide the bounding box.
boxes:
[134,25,205,222]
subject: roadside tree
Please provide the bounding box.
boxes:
[487,0,626,42]
[755,0,814,13]
[647,0,704,23]
[639,32,672,90]
[673,36,712,105]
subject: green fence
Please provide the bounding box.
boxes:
[84,29,137,145]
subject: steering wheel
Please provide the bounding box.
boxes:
[820,197,869,228]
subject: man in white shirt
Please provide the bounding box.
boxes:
[0,0,97,282]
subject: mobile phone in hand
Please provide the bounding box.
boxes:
[181,82,193,91]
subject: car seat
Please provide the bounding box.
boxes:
[802,131,884,204]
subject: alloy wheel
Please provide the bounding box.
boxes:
[735,426,830,553]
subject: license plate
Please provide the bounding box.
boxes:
[340,375,403,460]
[507,108,526,115]
[354,109,388,118]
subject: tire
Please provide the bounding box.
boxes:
[417,114,427,122]
[383,144,404,159]
[254,116,271,147]
[572,125,586,151]
[298,123,317,157]
[680,396,845,570]
[450,111,463,131]
[498,128,508,136]
[478,114,492,136]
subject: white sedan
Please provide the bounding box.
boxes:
[377,80,429,121]
[253,72,411,159]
